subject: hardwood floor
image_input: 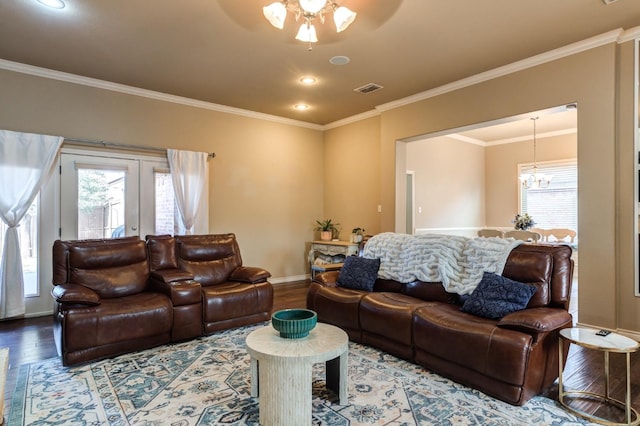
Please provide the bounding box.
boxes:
[2,279,640,424]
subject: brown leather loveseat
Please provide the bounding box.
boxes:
[307,243,574,406]
[52,233,273,366]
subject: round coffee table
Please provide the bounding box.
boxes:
[558,327,640,425]
[245,322,349,426]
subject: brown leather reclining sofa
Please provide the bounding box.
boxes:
[307,243,574,406]
[51,233,273,366]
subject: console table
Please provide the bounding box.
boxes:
[308,240,359,279]
[558,327,640,425]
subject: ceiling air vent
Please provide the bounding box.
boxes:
[354,83,384,94]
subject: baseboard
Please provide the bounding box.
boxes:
[270,274,310,284]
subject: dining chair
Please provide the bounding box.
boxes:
[503,230,542,243]
[545,228,576,243]
[477,229,504,238]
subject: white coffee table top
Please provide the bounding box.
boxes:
[246,322,348,362]
[560,327,639,352]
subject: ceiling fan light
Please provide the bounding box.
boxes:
[333,6,356,32]
[298,0,327,14]
[37,0,65,8]
[295,23,318,42]
[263,2,287,29]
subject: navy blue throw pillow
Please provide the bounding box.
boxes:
[336,256,381,292]
[461,272,537,319]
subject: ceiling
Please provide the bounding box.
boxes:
[443,105,578,145]
[0,0,639,128]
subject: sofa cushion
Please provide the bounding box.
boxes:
[413,303,533,387]
[146,235,178,270]
[63,292,172,352]
[502,248,552,307]
[461,272,537,319]
[401,281,459,304]
[68,240,150,298]
[177,234,242,286]
[337,256,380,291]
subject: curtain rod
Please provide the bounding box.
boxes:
[63,137,216,158]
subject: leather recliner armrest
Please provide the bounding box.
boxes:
[51,283,100,306]
[148,274,201,306]
[313,271,340,286]
[497,307,572,341]
[150,269,194,283]
[229,266,271,284]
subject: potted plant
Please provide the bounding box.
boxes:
[315,219,339,241]
[351,227,365,243]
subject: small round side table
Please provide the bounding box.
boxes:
[245,322,349,426]
[558,327,640,425]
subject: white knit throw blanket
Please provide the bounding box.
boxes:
[362,233,523,295]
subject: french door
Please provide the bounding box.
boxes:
[60,153,140,240]
[30,147,207,316]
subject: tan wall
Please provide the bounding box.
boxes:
[616,40,640,333]
[0,69,324,282]
[405,137,485,230]
[327,44,629,331]
[485,133,577,227]
[323,116,381,239]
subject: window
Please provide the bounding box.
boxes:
[152,167,208,236]
[519,160,577,240]
[154,169,178,235]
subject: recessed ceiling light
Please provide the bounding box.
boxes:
[299,76,317,85]
[37,0,65,8]
[329,56,350,66]
[294,104,310,111]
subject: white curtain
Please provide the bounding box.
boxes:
[0,130,63,319]
[167,149,208,235]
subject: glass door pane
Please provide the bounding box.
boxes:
[60,154,139,241]
[77,168,126,239]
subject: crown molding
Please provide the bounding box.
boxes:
[484,128,578,146]
[323,109,380,130]
[0,59,324,131]
[372,29,624,115]
[0,26,635,133]
[619,26,640,44]
[445,134,485,146]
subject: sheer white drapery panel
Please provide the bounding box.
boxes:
[0,130,62,318]
[167,149,208,235]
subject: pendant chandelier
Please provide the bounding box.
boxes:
[263,0,357,49]
[519,117,552,189]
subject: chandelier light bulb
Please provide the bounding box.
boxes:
[299,0,328,14]
[333,6,356,32]
[519,117,552,189]
[263,2,287,29]
[263,0,356,45]
[295,22,318,43]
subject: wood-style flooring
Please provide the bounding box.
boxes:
[1,280,639,424]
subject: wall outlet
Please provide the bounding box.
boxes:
[377,204,382,213]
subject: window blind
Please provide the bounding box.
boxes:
[520,160,577,234]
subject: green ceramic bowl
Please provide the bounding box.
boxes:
[271,309,318,339]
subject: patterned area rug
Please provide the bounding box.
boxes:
[9,323,592,425]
